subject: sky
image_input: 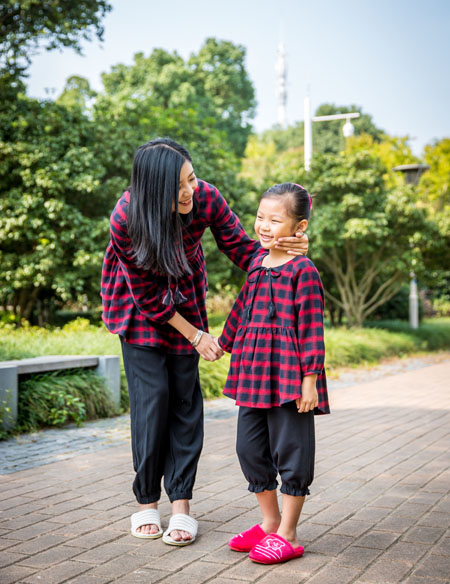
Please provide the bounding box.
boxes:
[27,0,450,156]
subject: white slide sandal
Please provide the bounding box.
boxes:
[130,509,163,539]
[162,513,198,546]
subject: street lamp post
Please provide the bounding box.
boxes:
[304,96,360,171]
[393,164,430,329]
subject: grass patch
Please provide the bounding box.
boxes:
[1,317,449,433]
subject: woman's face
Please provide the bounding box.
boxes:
[174,161,198,214]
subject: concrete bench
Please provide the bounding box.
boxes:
[0,355,120,430]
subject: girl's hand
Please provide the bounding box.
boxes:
[195,332,224,362]
[275,230,309,256]
[296,375,318,413]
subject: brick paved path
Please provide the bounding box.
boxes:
[1,359,449,583]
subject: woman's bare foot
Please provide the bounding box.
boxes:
[135,502,159,535]
[169,499,193,541]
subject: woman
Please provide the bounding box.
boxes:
[101,138,308,546]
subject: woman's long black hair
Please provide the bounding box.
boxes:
[127,137,193,278]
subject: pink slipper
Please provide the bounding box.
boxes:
[229,524,266,552]
[249,533,304,564]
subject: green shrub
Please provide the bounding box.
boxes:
[365,319,450,351]
[199,353,231,399]
[1,317,449,427]
[433,298,450,317]
[325,327,416,369]
[17,368,117,433]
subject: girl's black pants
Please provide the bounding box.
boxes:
[237,402,315,497]
[120,338,203,504]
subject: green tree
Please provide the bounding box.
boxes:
[99,39,256,157]
[307,151,439,327]
[418,138,450,213]
[189,38,256,157]
[0,0,111,79]
[57,75,97,110]
[347,133,419,187]
[0,96,107,321]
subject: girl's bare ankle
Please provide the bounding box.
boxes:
[261,519,280,534]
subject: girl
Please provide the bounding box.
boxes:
[218,183,330,564]
[101,140,309,546]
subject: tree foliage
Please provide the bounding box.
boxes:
[418,138,450,213]
[0,95,107,321]
[306,151,439,327]
[0,0,112,79]
[0,34,258,322]
[99,38,256,157]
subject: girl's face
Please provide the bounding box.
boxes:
[174,160,198,214]
[254,196,302,249]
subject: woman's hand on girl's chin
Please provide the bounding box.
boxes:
[275,231,309,256]
[196,332,224,362]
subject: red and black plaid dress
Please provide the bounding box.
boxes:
[101,179,260,354]
[218,249,330,414]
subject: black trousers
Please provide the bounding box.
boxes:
[237,403,315,497]
[120,339,203,504]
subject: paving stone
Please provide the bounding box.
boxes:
[161,559,226,583]
[74,541,137,564]
[0,564,37,584]
[113,568,171,583]
[219,556,272,581]
[64,528,122,549]
[49,518,109,537]
[3,519,62,541]
[402,526,446,544]
[382,541,431,564]
[83,553,149,579]
[257,570,305,584]
[431,537,450,556]
[335,545,382,569]
[0,550,28,568]
[6,534,70,555]
[330,519,370,538]
[299,521,332,541]
[418,511,450,529]
[376,513,418,534]
[412,553,450,580]
[307,533,354,555]
[19,544,83,568]
[146,548,205,571]
[1,357,449,584]
[305,563,362,584]
[403,576,450,584]
[358,558,412,582]
[200,543,245,566]
[21,560,91,583]
[355,530,400,550]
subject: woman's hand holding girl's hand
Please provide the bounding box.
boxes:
[275,230,309,256]
[196,332,224,362]
[296,375,318,413]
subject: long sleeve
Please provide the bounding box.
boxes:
[208,187,260,272]
[218,282,248,353]
[108,201,176,325]
[295,262,326,376]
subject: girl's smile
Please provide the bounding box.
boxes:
[254,197,299,250]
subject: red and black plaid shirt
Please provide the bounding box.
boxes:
[101,179,260,354]
[218,249,330,413]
